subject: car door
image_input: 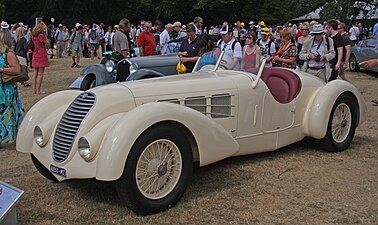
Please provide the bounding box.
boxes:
[261,92,295,132]
[360,38,378,63]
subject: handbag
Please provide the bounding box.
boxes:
[176,61,187,74]
[2,64,29,84]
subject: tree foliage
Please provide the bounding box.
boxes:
[2,0,377,27]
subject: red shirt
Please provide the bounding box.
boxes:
[137,31,156,56]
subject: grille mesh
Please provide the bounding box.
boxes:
[185,97,206,114]
[52,92,96,162]
[211,94,231,118]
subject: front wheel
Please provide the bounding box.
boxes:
[116,125,193,215]
[80,75,96,91]
[322,94,358,152]
[349,54,360,72]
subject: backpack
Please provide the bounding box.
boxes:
[90,30,98,41]
[257,39,273,55]
[217,39,240,51]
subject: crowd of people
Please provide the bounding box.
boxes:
[0,16,377,145]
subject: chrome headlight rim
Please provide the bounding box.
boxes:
[78,137,93,161]
[129,63,138,74]
[34,126,45,147]
[105,60,116,73]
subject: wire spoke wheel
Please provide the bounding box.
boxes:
[323,94,357,152]
[331,103,352,143]
[136,139,182,200]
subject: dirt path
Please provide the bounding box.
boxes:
[0,57,377,224]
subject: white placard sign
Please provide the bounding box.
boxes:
[0,181,24,221]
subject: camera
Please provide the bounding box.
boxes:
[315,54,321,62]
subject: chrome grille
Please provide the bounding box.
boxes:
[53,92,96,162]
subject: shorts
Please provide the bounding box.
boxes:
[72,48,83,57]
[90,43,98,51]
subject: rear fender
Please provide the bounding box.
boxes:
[304,80,367,139]
[69,64,115,89]
[96,102,239,181]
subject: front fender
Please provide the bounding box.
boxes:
[69,64,116,89]
[16,90,82,153]
[126,69,164,81]
[304,80,367,139]
[96,102,239,181]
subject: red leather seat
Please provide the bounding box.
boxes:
[261,68,302,104]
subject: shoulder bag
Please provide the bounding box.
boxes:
[1,51,29,84]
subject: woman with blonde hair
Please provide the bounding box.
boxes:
[14,27,31,86]
[241,32,261,72]
[0,30,25,144]
[272,28,297,69]
[296,22,311,69]
[31,22,49,94]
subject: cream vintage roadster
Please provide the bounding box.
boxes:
[16,53,367,215]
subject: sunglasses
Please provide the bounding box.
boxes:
[246,36,253,39]
[302,29,308,31]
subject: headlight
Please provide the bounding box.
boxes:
[78,137,92,161]
[129,63,137,74]
[34,126,44,147]
[105,60,116,73]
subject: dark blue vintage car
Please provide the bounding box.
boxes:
[70,35,221,90]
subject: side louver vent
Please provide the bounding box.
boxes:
[211,94,232,118]
[185,96,206,114]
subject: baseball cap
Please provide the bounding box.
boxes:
[220,24,233,35]
[261,27,270,36]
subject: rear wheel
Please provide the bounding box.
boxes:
[322,94,358,152]
[116,125,193,215]
[80,75,96,91]
[349,54,360,72]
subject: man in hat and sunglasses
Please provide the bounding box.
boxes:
[217,24,243,70]
[299,24,335,82]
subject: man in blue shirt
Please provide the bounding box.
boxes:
[55,24,64,58]
[177,24,199,72]
[373,20,378,35]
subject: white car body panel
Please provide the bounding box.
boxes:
[16,67,366,182]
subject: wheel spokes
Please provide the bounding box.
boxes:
[136,139,182,199]
[332,103,352,143]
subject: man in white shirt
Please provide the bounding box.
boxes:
[348,22,359,46]
[159,23,173,55]
[217,24,242,70]
[193,17,203,35]
[257,27,276,68]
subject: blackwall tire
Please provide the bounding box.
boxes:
[116,125,193,215]
[349,54,360,72]
[322,94,358,152]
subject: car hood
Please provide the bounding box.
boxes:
[117,71,238,99]
[129,53,179,68]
